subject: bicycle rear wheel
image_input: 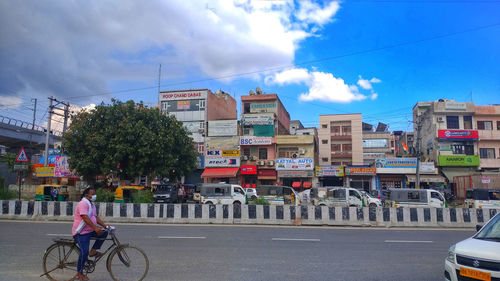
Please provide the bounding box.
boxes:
[108,245,149,281]
[42,243,80,281]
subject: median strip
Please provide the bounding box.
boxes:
[158,236,206,239]
[272,238,320,242]
[384,240,433,243]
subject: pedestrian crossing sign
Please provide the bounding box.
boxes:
[16,147,29,162]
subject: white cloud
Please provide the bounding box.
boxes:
[0,96,22,109]
[266,68,368,103]
[370,93,378,100]
[0,0,341,102]
[357,76,381,90]
[370,78,381,83]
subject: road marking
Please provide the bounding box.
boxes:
[272,238,320,242]
[384,240,433,243]
[47,234,73,237]
[158,236,206,239]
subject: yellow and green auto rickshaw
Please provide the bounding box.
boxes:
[114,186,145,203]
[34,184,69,201]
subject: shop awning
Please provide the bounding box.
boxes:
[258,169,277,180]
[201,168,239,178]
[441,168,476,183]
[406,174,446,183]
[303,181,312,188]
[292,181,302,188]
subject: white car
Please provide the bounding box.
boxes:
[245,188,257,200]
[444,213,500,281]
[360,191,383,208]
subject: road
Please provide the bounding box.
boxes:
[0,221,474,281]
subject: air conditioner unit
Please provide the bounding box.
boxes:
[251,156,258,161]
[437,117,444,123]
[242,155,248,160]
[257,161,265,166]
[299,149,306,155]
[267,160,274,166]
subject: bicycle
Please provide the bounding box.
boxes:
[41,226,149,281]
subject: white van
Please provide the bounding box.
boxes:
[200,183,246,205]
[465,188,500,209]
[311,187,366,207]
[386,188,446,208]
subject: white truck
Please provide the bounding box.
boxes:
[199,183,247,205]
[311,187,382,207]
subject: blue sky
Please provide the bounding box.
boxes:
[1,0,499,132]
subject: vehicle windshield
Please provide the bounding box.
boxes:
[475,214,500,241]
[363,192,374,198]
[155,185,174,194]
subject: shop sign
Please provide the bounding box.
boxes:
[315,166,344,177]
[438,130,478,141]
[438,155,479,166]
[204,157,240,167]
[375,158,417,168]
[241,114,273,126]
[222,150,240,157]
[206,150,222,157]
[250,103,276,111]
[35,166,55,177]
[160,90,207,101]
[54,156,76,177]
[240,136,272,145]
[481,177,490,184]
[277,170,314,178]
[275,158,314,170]
[206,136,240,150]
[208,120,238,137]
[345,167,376,175]
[197,156,204,168]
[240,165,257,175]
[419,162,435,173]
[445,101,467,110]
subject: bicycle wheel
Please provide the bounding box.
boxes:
[42,243,80,281]
[108,245,149,281]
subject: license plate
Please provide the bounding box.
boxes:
[460,267,491,281]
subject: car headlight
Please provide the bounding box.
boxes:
[446,244,456,263]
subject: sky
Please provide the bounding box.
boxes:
[1,0,499,133]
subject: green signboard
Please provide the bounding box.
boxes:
[438,155,479,166]
[253,125,274,137]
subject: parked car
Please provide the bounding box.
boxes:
[444,213,500,281]
[245,188,258,200]
[385,188,446,208]
[360,191,383,208]
[199,183,246,205]
[311,187,364,207]
[255,185,300,205]
[153,184,178,203]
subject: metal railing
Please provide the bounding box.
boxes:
[0,115,62,136]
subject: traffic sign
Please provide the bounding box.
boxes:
[15,147,29,162]
[14,164,28,171]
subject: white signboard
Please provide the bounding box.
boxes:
[204,157,240,167]
[240,136,272,146]
[241,114,273,126]
[275,158,314,170]
[419,162,435,173]
[445,101,467,110]
[206,136,240,150]
[208,120,238,137]
[160,90,207,101]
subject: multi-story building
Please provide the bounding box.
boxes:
[362,122,394,166]
[159,89,237,183]
[290,120,304,135]
[413,99,478,186]
[275,134,316,190]
[394,131,415,157]
[475,105,500,172]
[239,90,291,186]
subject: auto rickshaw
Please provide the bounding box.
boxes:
[114,185,145,203]
[34,184,69,201]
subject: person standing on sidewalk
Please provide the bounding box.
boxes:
[72,187,109,281]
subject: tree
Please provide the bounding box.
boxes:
[62,100,198,181]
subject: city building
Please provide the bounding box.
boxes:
[290,120,304,135]
[362,122,394,166]
[159,89,237,183]
[275,134,316,190]
[475,105,500,172]
[394,131,415,157]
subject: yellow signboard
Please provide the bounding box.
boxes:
[222,150,240,157]
[35,167,55,177]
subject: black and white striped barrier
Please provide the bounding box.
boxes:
[1,200,498,228]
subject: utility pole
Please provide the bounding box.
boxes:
[31,98,37,130]
[44,97,69,166]
[415,114,422,189]
[61,103,70,155]
[157,64,162,111]
[44,97,54,167]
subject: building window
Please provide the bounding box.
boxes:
[197,144,204,153]
[331,126,340,133]
[243,128,250,135]
[199,99,206,110]
[322,139,328,144]
[342,126,351,134]
[322,157,329,162]
[244,103,250,113]
[331,144,341,151]
[446,116,459,129]
[497,121,500,130]
[278,147,298,158]
[243,148,251,157]
[363,139,388,148]
[331,161,341,165]
[463,116,472,129]
[322,124,328,129]
[259,148,268,159]
[342,144,352,151]
[452,144,474,155]
[477,121,493,130]
[480,148,495,159]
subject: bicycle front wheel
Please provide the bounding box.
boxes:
[107,245,149,281]
[42,243,80,281]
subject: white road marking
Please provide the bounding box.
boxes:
[158,236,206,239]
[272,238,320,242]
[384,240,433,243]
[47,234,73,237]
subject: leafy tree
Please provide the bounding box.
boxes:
[62,99,198,182]
[0,153,17,172]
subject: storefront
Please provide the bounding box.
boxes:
[276,158,314,191]
[201,168,239,184]
[240,165,257,188]
[315,166,344,187]
[345,167,376,192]
[257,169,277,185]
[378,175,405,189]
[406,174,446,189]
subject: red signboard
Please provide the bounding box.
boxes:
[345,167,376,175]
[240,165,257,175]
[438,130,478,141]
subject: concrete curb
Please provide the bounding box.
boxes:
[1,200,498,227]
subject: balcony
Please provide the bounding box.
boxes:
[478,129,500,140]
[331,151,352,158]
[330,133,352,140]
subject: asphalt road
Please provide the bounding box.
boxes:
[0,221,474,281]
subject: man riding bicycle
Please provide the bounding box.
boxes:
[72,187,109,281]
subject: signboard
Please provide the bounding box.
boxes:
[277,170,314,178]
[445,102,467,110]
[206,136,240,150]
[177,100,190,110]
[208,120,238,137]
[15,147,29,162]
[160,90,207,101]
[438,130,478,141]
[198,156,204,168]
[275,158,314,170]
[222,150,240,157]
[438,155,479,166]
[241,114,273,126]
[419,162,435,173]
[240,136,272,146]
[315,166,344,177]
[204,157,240,167]
[481,177,490,184]
[54,156,76,177]
[345,167,376,175]
[240,165,257,175]
[14,164,28,171]
[250,103,277,113]
[375,158,417,168]
[206,150,222,157]
[35,166,55,177]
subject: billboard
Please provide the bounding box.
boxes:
[160,90,207,101]
[344,167,376,175]
[438,155,479,166]
[438,130,478,141]
[54,156,76,177]
[240,136,272,146]
[208,120,238,137]
[205,136,240,150]
[375,158,417,168]
[241,114,273,126]
[315,166,344,177]
[275,158,314,170]
[35,166,55,177]
[204,157,240,167]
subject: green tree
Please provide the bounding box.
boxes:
[62,100,198,181]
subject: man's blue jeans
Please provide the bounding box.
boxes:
[75,231,108,273]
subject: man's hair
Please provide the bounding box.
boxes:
[83,187,95,196]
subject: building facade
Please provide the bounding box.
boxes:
[275,135,316,190]
[475,105,500,172]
